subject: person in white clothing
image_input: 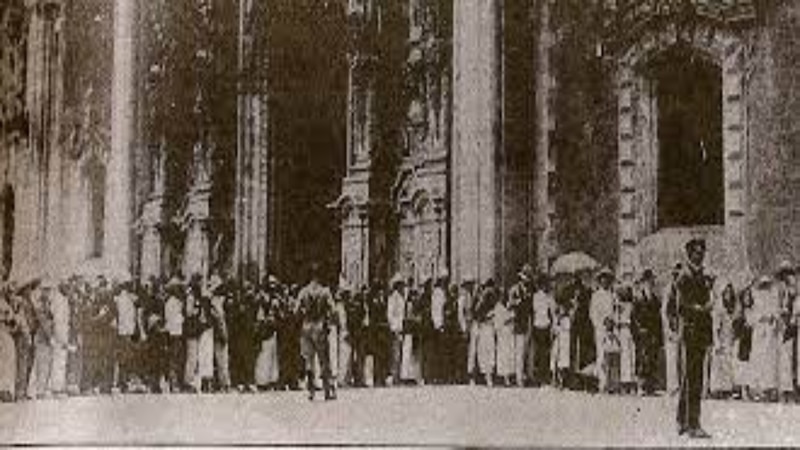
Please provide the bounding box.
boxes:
[529,274,555,386]
[163,277,184,391]
[386,275,406,385]
[590,268,616,392]
[114,281,138,393]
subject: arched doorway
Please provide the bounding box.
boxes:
[615,25,748,277]
[0,184,14,280]
[653,47,724,228]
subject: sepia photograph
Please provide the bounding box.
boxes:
[0,0,798,446]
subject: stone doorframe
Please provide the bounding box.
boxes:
[615,21,748,277]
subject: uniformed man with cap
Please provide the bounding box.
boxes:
[298,263,336,400]
[508,264,533,386]
[671,238,714,438]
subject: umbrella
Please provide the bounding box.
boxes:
[551,251,600,275]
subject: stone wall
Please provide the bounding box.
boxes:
[551,3,619,269]
[745,0,800,273]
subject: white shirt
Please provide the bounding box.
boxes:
[457,291,471,332]
[590,288,615,331]
[387,290,406,333]
[164,296,184,336]
[532,291,554,328]
[115,291,137,336]
[50,292,70,344]
[431,287,447,330]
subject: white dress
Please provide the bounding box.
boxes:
[0,301,16,398]
[553,314,572,371]
[616,302,635,384]
[493,303,515,377]
[749,286,780,391]
[477,317,496,376]
[198,326,215,380]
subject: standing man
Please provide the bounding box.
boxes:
[671,238,714,438]
[529,273,555,386]
[298,263,337,401]
[632,269,663,395]
[509,265,532,386]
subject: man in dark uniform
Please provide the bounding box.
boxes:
[670,238,714,438]
[298,263,336,401]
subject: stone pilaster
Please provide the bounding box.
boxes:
[235,0,270,281]
[451,0,501,283]
[104,0,136,279]
[533,0,557,271]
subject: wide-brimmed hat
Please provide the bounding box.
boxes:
[776,260,795,276]
[595,266,614,281]
[389,273,405,287]
[755,274,773,288]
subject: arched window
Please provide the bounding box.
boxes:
[654,48,724,228]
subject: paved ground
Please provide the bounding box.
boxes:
[1,386,798,446]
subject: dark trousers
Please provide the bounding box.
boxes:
[637,335,661,392]
[14,335,32,399]
[530,327,552,384]
[165,335,184,389]
[229,332,255,387]
[114,335,135,390]
[678,343,707,430]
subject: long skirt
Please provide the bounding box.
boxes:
[400,334,422,381]
[198,328,215,380]
[476,322,496,376]
[0,328,16,399]
[467,323,479,375]
[552,326,572,373]
[710,346,735,393]
[255,335,280,386]
[14,334,32,399]
[495,325,515,377]
[31,336,52,397]
[778,337,794,393]
[328,327,339,380]
[514,333,528,384]
[750,323,779,391]
[618,326,635,384]
[50,345,68,393]
[338,332,352,385]
[664,335,680,395]
[184,337,200,389]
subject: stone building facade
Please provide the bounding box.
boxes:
[0,0,798,287]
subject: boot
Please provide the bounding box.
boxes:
[306,372,316,401]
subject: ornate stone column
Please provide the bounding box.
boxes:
[235,0,270,281]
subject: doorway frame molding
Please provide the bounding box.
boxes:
[615,20,748,277]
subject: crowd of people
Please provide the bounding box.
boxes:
[0,250,799,407]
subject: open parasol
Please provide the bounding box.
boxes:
[551,251,600,275]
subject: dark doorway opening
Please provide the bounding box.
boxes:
[1,185,14,280]
[268,1,348,283]
[655,48,724,228]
